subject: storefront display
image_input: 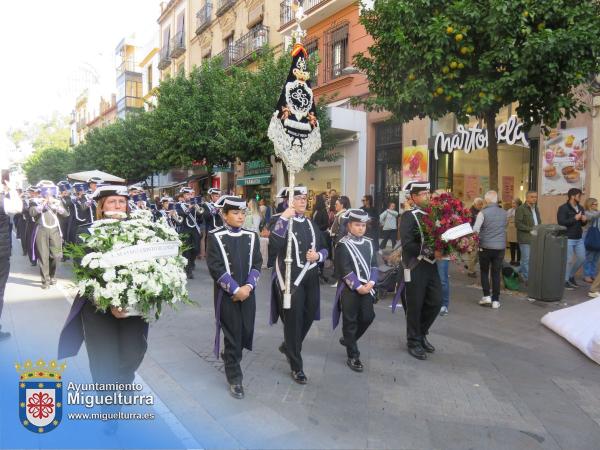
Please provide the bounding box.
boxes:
[541,127,588,195]
[402,145,429,184]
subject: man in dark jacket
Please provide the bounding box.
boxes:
[557,188,588,290]
[0,179,24,341]
[515,191,541,282]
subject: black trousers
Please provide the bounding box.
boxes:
[35,227,62,283]
[219,293,256,384]
[181,230,201,273]
[0,256,9,321]
[341,287,375,358]
[25,223,35,262]
[401,261,442,346]
[509,242,521,263]
[380,229,397,249]
[279,272,320,372]
[479,248,504,301]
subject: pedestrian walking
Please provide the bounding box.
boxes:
[515,191,541,282]
[269,186,328,384]
[399,181,442,360]
[583,198,600,283]
[333,209,377,372]
[379,201,399,249]
[558,188,588,290]
[361,195,380,251]
[330,195,350,248]
[312,193,330,283]
[206,196,262,399]
[243,198,261,233]
[474,191,508,309]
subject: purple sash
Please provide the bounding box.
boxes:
[213,289,224,358]
[391,280,405,313]
[332,282,344,329]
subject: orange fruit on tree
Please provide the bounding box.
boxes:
[450,61,458,69]
[455,33,464,42]
[436,87,444,95]
[446,26,454,34]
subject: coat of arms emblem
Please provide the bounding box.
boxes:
[15,359,66,434]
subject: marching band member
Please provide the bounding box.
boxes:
[202,188,223,233]
[158,196,182,230]
[29,180,69,289]
[268,186,327,384]
[0,177,23,341]
[206,195,262,399]
[332,209,378,372]
[78,176,103,222]
[24,187,40,266]
[176,187,202,279]
[128,184,149,211]
[70,182,93,244]
[399,181,442,360]
[17,187,33,258]
[57,181,73,259]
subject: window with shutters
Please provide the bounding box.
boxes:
[323,22,348,83]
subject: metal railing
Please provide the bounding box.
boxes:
[216,0,236,17]
[216,45,237,69]
[170,31,186,58]
[236,25,269,64]
[157,45,171,70]
[116,59,138,77]
[196,3,212,35]
[280,0,326,27]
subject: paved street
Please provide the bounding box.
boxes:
[2,236,600,450]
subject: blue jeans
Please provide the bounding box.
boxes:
[584,250,600,279]
[436,259,450,308]
[566,239,586,281]
[519,243,530,280]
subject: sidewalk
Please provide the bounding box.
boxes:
[2,238,600,449]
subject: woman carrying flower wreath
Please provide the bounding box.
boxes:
[58,185,148,386]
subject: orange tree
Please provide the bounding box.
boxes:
[355,0,600,190]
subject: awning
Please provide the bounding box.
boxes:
[67,170,125,183]
[236,174,272,186]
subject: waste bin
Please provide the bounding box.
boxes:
[527,224,567,301]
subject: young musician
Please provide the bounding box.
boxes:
[206,196,262,399]
[268,186,327,384]
[333,209,377,372]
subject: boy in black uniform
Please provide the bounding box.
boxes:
[206,196,262,399]
[202,188,223,233]
[175,188,202,279]
[333,209,378,372]
[399,181,442,360]
[269,186,327,384]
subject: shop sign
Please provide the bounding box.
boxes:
[541,127,587,195]
[245,160,271,176]
[212,163,234,173]
[433,115,529,160]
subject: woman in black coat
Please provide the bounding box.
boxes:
[313,193,330,282]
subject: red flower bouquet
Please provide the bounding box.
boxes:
[417,193,478,258]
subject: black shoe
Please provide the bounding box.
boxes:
[279,343,290,364]
[346,358,363,372]
[61,256,69,262]
[0,330,11,342]
[31,262,37,267]
[568,277,579,287]
[291,370,307,384]
[229,384,244,399]
[186,272,194,280]
[407,345,427,360]
[41,283,49,290]
[339,337,346,347]
[564,281,576,291]
[49,278,57,285]
[421,337,435,353]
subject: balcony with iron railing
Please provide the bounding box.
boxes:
[196,3,212,35]
[157,45,171,70]
[235,25,269,64]
[216,0,236,17]
[216,45,237,69]
[280,0,330,27]
[116,59,139,77]
[170,31,186,59]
